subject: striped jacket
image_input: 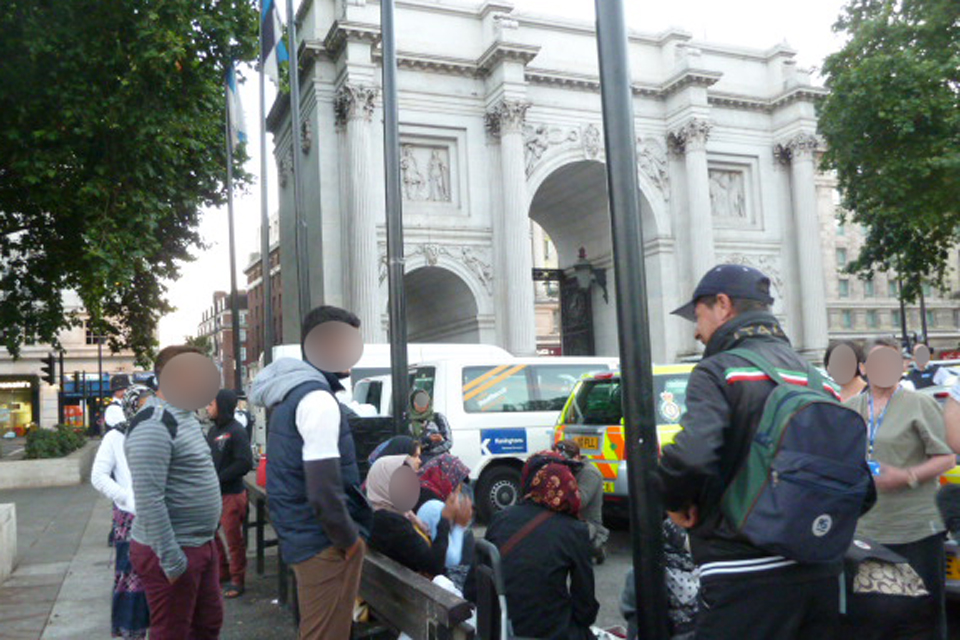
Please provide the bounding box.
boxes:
[659,312,841,580]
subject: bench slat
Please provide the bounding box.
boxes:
[361,550,474,639]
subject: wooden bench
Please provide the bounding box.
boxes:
[360,550,475,640]
[243,475,298,618]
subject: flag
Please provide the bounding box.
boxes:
[261,0,289,86]
[226,64,247,151]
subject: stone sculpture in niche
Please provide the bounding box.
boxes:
[428,149,450,202]
[709,170,747,219]
[401,145,426,201]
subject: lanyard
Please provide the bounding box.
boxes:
[867,389,897,458]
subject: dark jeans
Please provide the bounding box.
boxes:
[887,533,947,640]
[695,571,839,640]
[130,539,223,640]
[215,491,248,587]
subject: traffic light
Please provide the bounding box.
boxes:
[41,353,56,385]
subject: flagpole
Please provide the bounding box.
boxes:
[260,5,274,367]
[225,72,244,392]
[285,0,314,324]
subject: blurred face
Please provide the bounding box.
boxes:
[863,346,903,390]
[389,463,421,513]
[694,294,735,346]
[158,352,220,411]
[413,391,431,413]
[827,344,859,386]
[914,344,931,369]
[303,321,364,374]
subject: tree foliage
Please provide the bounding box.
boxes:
[0,0,259,364]
[185,334,215,357]
[819,0,960,300]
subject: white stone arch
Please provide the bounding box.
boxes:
[523,132,669,239]
[401,251,494,318]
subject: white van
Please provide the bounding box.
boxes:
[363,357,618,520]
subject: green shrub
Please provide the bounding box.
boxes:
[24,424,87,459]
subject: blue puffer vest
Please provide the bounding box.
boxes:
[266,377,370,565]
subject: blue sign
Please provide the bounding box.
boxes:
[480,428,528,455]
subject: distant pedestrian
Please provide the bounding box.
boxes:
[104,374,131,432]
[846,337,955,639]
[250,305,372,640]
[206,389,253,598]
[554,439,609,563]
[465,450,598,639]
[91,383,154,639]
[409,389,452,464]
[126,345,224,640]
[659,265,874,640]
[825,340,868,402]
[368,435,421,469]
[902,344,950,391]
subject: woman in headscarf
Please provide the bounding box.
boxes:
[90,384,154,640]
[367,454,458,578]
[465,451,599,640]
[409,389,452,464]
[415,454,474,589]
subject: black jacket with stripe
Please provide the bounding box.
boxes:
[658,311,842,579]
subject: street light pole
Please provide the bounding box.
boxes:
[97,337,104,434]
[594,1,668,638]
[381,0,410,434]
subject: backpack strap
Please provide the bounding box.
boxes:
[125,405,178,440]
[499,510,555,558]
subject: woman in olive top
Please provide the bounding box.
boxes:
[845,338,955,640]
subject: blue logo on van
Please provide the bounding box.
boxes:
[480,429,528,455]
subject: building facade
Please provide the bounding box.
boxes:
[244,213,284,374]
[0,291,138,430]
[268,0,833,361]
[818,175,960,353]
[197,291,252,390]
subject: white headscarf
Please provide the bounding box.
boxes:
[365,454,412,513]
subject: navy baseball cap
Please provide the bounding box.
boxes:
[671,264,775,321]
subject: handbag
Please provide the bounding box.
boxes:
[844,538,928,597]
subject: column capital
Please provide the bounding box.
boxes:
[334,83,379,126]
[668,118,712,154]
[485,99,531,138]
[774,132,821,164]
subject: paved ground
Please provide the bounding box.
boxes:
[3,483,960,638]
[0,436,27,461]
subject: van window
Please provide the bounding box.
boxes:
[462,364,608,414]
[410,367,437,399]
[352,367,389,388]
[564,372,691,426]
[364,381,383,411]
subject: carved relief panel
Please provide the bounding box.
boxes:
[708,162,760,230]
[398,129,465,214]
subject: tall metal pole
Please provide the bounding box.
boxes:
[259,9,275,367]
[918,279,928,346]
[285,0,314,324]
[225,86,244,392]
[381,0,410,434]
[898,275,909,350]
[594,2,668,638]
[97,337,104,434]
[58,350,65,425]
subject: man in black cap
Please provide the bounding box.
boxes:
[104,374,131,431]
[657,265,842,639]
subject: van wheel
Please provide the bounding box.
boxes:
[476,466,522,523]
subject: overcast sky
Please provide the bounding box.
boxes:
[158,0,849,346]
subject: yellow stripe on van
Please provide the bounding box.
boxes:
[462,364,511,393]
[463,365,528,402]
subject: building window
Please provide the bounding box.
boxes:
[922,283,932,298]
[926,310,936,327]
[891,310,900,328]
[837,223,845,236]
[842,310,853,329]
[866,310,878,328]
[954,310,960,328]
[836,248,848,268]
[888,281,898,298]
[838,279,850,298]
[864,279,875,297]
[240,329,247,342]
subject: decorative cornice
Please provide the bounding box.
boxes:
[660,69,723,96]
[668,118,713,154]
[373,50,478,78]
[525,69,601,92]
[770,86,830,109]
[477,42,540,76]
[334,83,379,126]
[774,132,822,163]
[708,92,772,112]
[323,20,381,58]
[485,99,531,137]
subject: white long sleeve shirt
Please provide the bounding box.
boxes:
[91,429,135,515]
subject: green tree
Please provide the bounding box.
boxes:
[185,334,215,357]
[0,0,259,365]
[818,0,960,300]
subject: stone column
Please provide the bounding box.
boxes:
[670,119,716,284]
[778,133,828,355]
[486,100,537,356]
[335,84,385,341]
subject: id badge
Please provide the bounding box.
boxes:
[868,460,882,477]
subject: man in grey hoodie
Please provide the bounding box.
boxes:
[126,345,224,640]
[250,305,371,640]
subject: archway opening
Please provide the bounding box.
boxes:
[403,266,480,343]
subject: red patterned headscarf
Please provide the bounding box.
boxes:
[522,451,581,517]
